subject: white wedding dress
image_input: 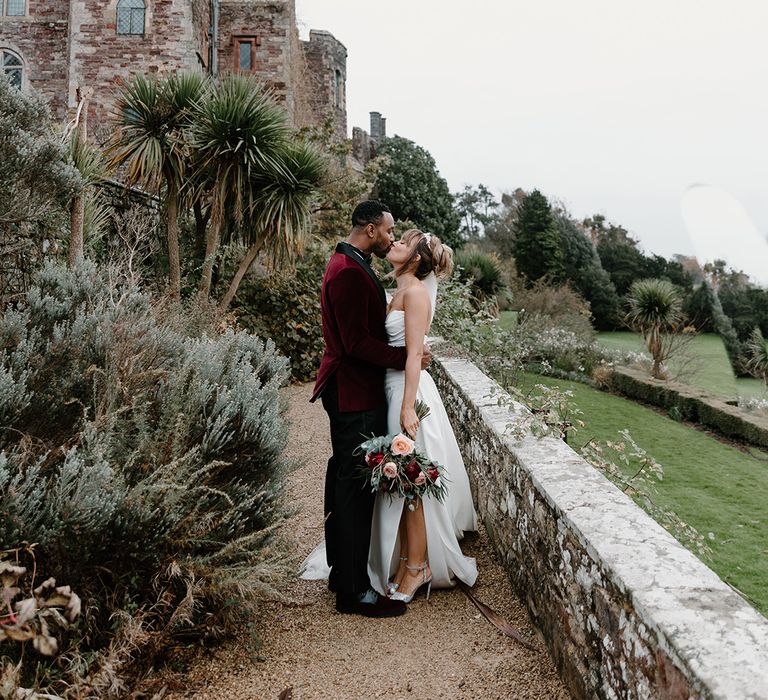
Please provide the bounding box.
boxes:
[366,296,478,595]
[300,276,478,593]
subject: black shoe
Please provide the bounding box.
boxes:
[335,593,407,618]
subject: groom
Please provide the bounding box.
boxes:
[311,200,429,617]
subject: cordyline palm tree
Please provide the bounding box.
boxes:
[218,141,327,313]
[108,72,207,298]
[68,132,111,265]
[189,75,291,298]
[746,327,768,385]
[626,278,683,379]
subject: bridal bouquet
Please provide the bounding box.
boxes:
[358,401,448,510]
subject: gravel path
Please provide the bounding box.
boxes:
[166,383,569,700]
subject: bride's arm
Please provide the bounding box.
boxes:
[400,286,431,438]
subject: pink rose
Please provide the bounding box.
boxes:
[391,433,415,456]
[383,462,398,479]
[415,472,426,486]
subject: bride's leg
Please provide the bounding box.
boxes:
[399,500,432,597]
[392,508,408,588]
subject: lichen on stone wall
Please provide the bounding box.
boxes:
[431,354,768,700]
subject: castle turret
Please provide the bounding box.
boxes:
[301,29,347,139]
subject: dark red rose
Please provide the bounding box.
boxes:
[367,452,384,468]
[403,482,411,492]
[427,467,439,481]
[405,461,420,480]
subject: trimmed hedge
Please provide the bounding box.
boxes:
[609,366,768,449]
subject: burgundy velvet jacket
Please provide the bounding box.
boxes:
[311,242,407,412]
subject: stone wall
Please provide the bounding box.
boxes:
[69,0,207,125]
[431,354,768,700]
[0,0,70,118]
[351,125,373,170]
[301,28,346,139]
[217,0,295,117]
[3,0,343,132]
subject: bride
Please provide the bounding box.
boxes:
[367,228,477,602]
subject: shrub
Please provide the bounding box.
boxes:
[738,396,768,416]
[454,247,506,300]
[1,75,81,305]
[746,327,768,385]
[515,322,607,376]
[432,272,613,384]
[511,278,595,340]
[0,76,80,231]
[591,363,615,389]
[234,242,329,382]
[0,261,291,695]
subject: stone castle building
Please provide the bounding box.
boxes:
[0,0,347,136]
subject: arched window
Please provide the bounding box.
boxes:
[116,0,145,35]
[1,49,23,89]
[334,69,342,108]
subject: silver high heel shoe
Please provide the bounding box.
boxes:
[387,556,408,595]
[389,561,432,603]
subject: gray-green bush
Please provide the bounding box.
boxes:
[0,261,291,694]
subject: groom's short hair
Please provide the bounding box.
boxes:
[351,200,391,228]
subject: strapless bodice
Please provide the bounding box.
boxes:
[385,310,406,347]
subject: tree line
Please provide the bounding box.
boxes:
[371,134,768,377]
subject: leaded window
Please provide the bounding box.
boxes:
[239,41,251,70]
[116,0,145,35]
[4,0,26,16]
[1,49,22,89]
[234,37,257,72]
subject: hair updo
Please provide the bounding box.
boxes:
[398,228,454,280]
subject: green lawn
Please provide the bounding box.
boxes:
[511,371,768,615]
[597,331,766,400]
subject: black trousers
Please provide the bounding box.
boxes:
[321,378,388,602]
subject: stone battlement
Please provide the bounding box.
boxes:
[431,353,768,699]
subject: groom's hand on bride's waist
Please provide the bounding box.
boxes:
[421,344,432,370]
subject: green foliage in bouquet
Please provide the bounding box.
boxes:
[358,402,448,510]
[0,260,291,695]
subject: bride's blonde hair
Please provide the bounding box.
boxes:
[397,229,453,280]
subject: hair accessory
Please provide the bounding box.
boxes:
[422,232,432,244]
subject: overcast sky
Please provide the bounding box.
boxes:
[295,1,768,284]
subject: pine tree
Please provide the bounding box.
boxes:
[555,213,621,330]
[512,189,565,284]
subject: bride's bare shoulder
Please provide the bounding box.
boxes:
[402,283,431,323]
[402,281,429,303]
